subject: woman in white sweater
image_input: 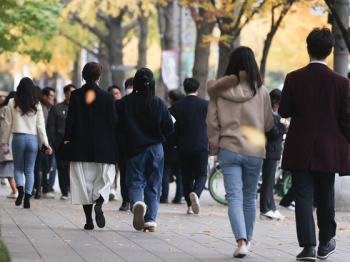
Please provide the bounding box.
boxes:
[0,77,52,208]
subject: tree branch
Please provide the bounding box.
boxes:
[232,0,248,34]
[60,31,98,57]
[96,10,111,29]
[122,19,138,38]
[71,13,109,44]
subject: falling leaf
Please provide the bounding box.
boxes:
[240,125,266,148]
[86,90,96,104]
[339,227,349,231]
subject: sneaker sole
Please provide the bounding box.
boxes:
[94,205,106,228]
[296,257,316,261]
[190,193,200,214]
[317,248,336,260]
[133,204,145,231]
[259,215,274,220]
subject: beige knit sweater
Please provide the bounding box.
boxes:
[206,71,273,158]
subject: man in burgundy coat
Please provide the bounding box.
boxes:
[279,27,350,261]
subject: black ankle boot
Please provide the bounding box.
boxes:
[15,186,24,206]
[23,194,31,209]
[35,172,42,199]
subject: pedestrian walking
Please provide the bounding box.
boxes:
[260,89,288,220]
[170,78,209,215]
[59,62,118,230]
[0,77,53,209]
[0,91,17,199]
[279,27,350,261]
[116,68,173,232]
[206,46,273,258]
[47,84,76,200]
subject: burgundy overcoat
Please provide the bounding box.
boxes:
[279,63,350,175]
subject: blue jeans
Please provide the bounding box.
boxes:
[126,144,164,223]
[12,134,39,194]
[218,148,263,242]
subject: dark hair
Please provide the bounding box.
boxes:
[63,84,76,94]
[42,87,55,97]
[14,77,39,116]
[125,78,134,88]
[169,90,185,103]
[224,46,262,96]
[82,62,103,89]
[0,91,16,108]
[131,68,155,115]
[183,78,200,93]
[269,89,282,107]
[307,27,334,60]
[108,85,121,93]
[35,86,43,102]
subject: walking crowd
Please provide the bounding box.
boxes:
[1,27,349,261]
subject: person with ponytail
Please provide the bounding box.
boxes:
[60,62,118,230]
[116,68,173,232]
[0,78,52,209]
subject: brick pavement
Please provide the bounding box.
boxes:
[0,180,349,262]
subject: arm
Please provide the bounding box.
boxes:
[160,101,174,137]
[116,99,125,135]
[1,101,13,144]
[265,114,286,141]
[47,106,57,143]
[263,88,274,132]
[206,97,221,156]
[339,82,350,144]
[36,103,49,147]
[278,74,293,118]
[63,91,77,141]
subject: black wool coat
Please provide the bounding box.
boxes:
[265,113,286,160]
[58,84,118,164]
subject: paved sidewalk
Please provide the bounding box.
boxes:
[0,181,350,262]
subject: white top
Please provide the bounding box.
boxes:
[1,99,49,146]
[310,61,327,66]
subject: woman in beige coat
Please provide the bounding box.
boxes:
[206,47,273,258]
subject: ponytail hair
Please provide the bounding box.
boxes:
[131,68,155,115]
[82,62,103,89]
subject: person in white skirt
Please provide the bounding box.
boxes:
[58,62,118,230]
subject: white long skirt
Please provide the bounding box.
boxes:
[70,162,115,205]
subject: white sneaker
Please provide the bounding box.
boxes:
[42,192,55,199]
[273,210,285,220]
[260,210,276,220]
[60,195,68,200]
[189,192,200,214]
[233,245,248,258]
[109,189,116,201]
[287,205,295,211]
[187,206,194,214]
[7,192,18,199]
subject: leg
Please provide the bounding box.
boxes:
[173,162,183,201]
[279,184,295,207]
[48,154,57,187]
[314,172,336,244]
[118,152,130,211]
[260,159,277,213]
[292,170,316,247]
[218,149,247,242]
[144,144,163,223]
[83,204,94,229]
[42,154,53,194]
[7,177,17,194]
[34,151,43,198]
[242,155,263,242]
[53,140,69,196]
[23,134,38,195]
[11,134,25,188]
[161,161,171,200]
[94,195,105,228]
[179,152,194,207]
[192,151,208,198]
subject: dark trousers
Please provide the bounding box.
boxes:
[161,161,183,200]
[260,159,277,213]
[34,151,51,193]
[179,150,207,207]
[292,170,336,247]
[42,153,53,193]
[118,150,129,203]
[279,184,294,207]
[53,140,69,196]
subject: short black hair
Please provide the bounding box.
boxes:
[269,89,282,107]
[183,78,200,93]
[63,84,76,94]
[42,87,55,97]
[168,90,185,103]
[125,78,134,88]
[307,27,334,60]
[108,85,121,93]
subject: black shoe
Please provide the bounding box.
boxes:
[160,198,169,204]
[15,186,24,206]
[23,194,31,209]
[172,198,182,204]
[296,246,316,261]
[317,239,336,260]
[34,172,42,199]
[94,205,105,228]
[119,201,129,211]
[84,223,94,230]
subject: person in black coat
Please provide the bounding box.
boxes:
[59,62,118,230]
[170,78,209,215]
[260,89,289,220]
[160,90,185,204]
[116,68,173,232]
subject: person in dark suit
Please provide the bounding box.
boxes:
[170,78,209,215]
[59,62,118,230]
[279,27,350,261]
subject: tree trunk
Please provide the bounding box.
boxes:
[137,13,148,68]
[72,50,80,87]
[192,9,216,99]
[98,44,110,90]
[217,41,233,78]
[260,31,274,82]
[109,17,124,88]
